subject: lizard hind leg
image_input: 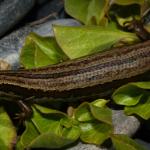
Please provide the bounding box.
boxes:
[14,100,33,125]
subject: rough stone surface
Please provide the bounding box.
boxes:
[0,19,81,68]
[35,0,64,19]
[0,0,35,37]
[66,142,108,150]
[113,110,140,136]
[36,0,48,5]
[136,139,150,150]
[26,0,65,23]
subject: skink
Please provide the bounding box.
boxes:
[0,40,150,101]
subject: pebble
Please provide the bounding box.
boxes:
[0,0,35,37]
[0,59,11,70]
[113,110,140,136]
[67,142,108,150]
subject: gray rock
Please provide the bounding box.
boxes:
[136,139,150,150]
[0,27,32,68]
[0,0,35,37]
[0,19,81,68]
[32,19,81,37]
[113,110,140,136]
[66,142,108,150]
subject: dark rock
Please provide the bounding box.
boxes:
[23,0,65,24]
[36,0,48,5]
[0,0,35,37]
[136,139,150,150]
[35,0,64,19]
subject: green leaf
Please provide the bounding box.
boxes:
[109,4,141,27]
[20,32,67,69]
[65,0,109,25]
[75,99,112,124]
[80,122,113,145]
[125,95,150,120]
[34,104,66,116]
[75,102,94,122]
[18,105,80,149]
[18,121,80,149]
[0,107,16,150]
[113,0,145,5]
[116,15,140,27]
[16,139,24,150]
[17,121,40,149]
[28,116,80,149]
[54,25,139,59]
[113,81,150,120]
[33,104,71,133]
[28,130,79,149]
[17,120,76,149]
[91,99,109,107]
[60,117,79,128]
[112,83,144,106]
[144,24,150,33]
[111,134,146,150]
[31,106,62,134]
[90,104,112,125]
[131,82,150,89]
[74,99,113,145]
[61,126,80,141]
